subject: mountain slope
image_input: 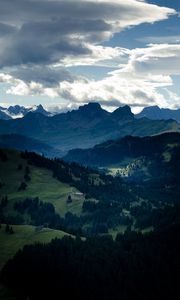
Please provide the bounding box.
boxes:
[64,132,180,182]
[0,149,84,218]
[0,225,70,270]
[0,134,64,157]
[0,148,179,258]
[0,110,11,120]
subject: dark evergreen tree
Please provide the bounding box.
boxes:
[9,227,14,234]
[5,224,9,233]
[67,195,72,204]
[18,182,27,191]
[25,166,30,174]
[17,164,23,171]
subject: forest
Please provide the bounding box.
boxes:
[1,224,180,300]
[0,148,180,299]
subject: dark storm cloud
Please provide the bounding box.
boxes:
[132,90,156,103]
[0,1,112,67]
[0,19,94,67]
[10,66,76,86]
[97,99,123,107]
[0,0,130,24]
[0,0,174,68]
[1,33,91,67]
[0,23,17,37]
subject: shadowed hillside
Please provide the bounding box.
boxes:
[64,132,180,182]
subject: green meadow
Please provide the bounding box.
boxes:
[0,224,70,270]
[0,149,84,217]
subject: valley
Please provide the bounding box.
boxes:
[0,104,180,300]
[0,145,179,271]
[1,0,180,297]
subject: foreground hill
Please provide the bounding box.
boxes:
[0,224,70,270]
[0,149,84,219]
[64,132,180,182]
[0,148,179,238]
[1,224,179,300]
[0,103,179,152]
[0,147,180,297]
[0,149,85,270]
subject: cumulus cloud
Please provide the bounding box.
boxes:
[60,45,129,67]
[56,73,170,108]
[120,44,180,75]
[3,42,180,110]
[0,0,179,110]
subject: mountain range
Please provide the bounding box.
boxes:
[0,104,51,119]
[0,103,179,153]
[136,105,180,123]
[1,103,180,123]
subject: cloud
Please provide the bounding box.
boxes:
[42,44,180,109]
[163,89,180,109]
[56,73,171,108]
[0,73,17,85]
[0,0,179,110]
[3,42,180,110]
[10,66,76,86]
[120,44,180,75]
[60,45,129,67]
[0,22,17,37]
[0,0,176,67]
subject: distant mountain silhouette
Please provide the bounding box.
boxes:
[111,105,134,123]
[0,102,179,152]
[136,106,180,123]
[0,134,63,157]
[0,104,51,119]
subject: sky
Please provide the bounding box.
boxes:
[0,0,180,113]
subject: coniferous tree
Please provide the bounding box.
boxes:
[18,182,27,191]
[25,166,30,174]
[17,164,23,171]
[67,195,72,204]
[9,227,14,234]
[5,224,9,233]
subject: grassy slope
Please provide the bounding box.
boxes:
[0,149,84,217]
[0,149,84,272]
[0,224,70,270]
[0,224,71,300]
